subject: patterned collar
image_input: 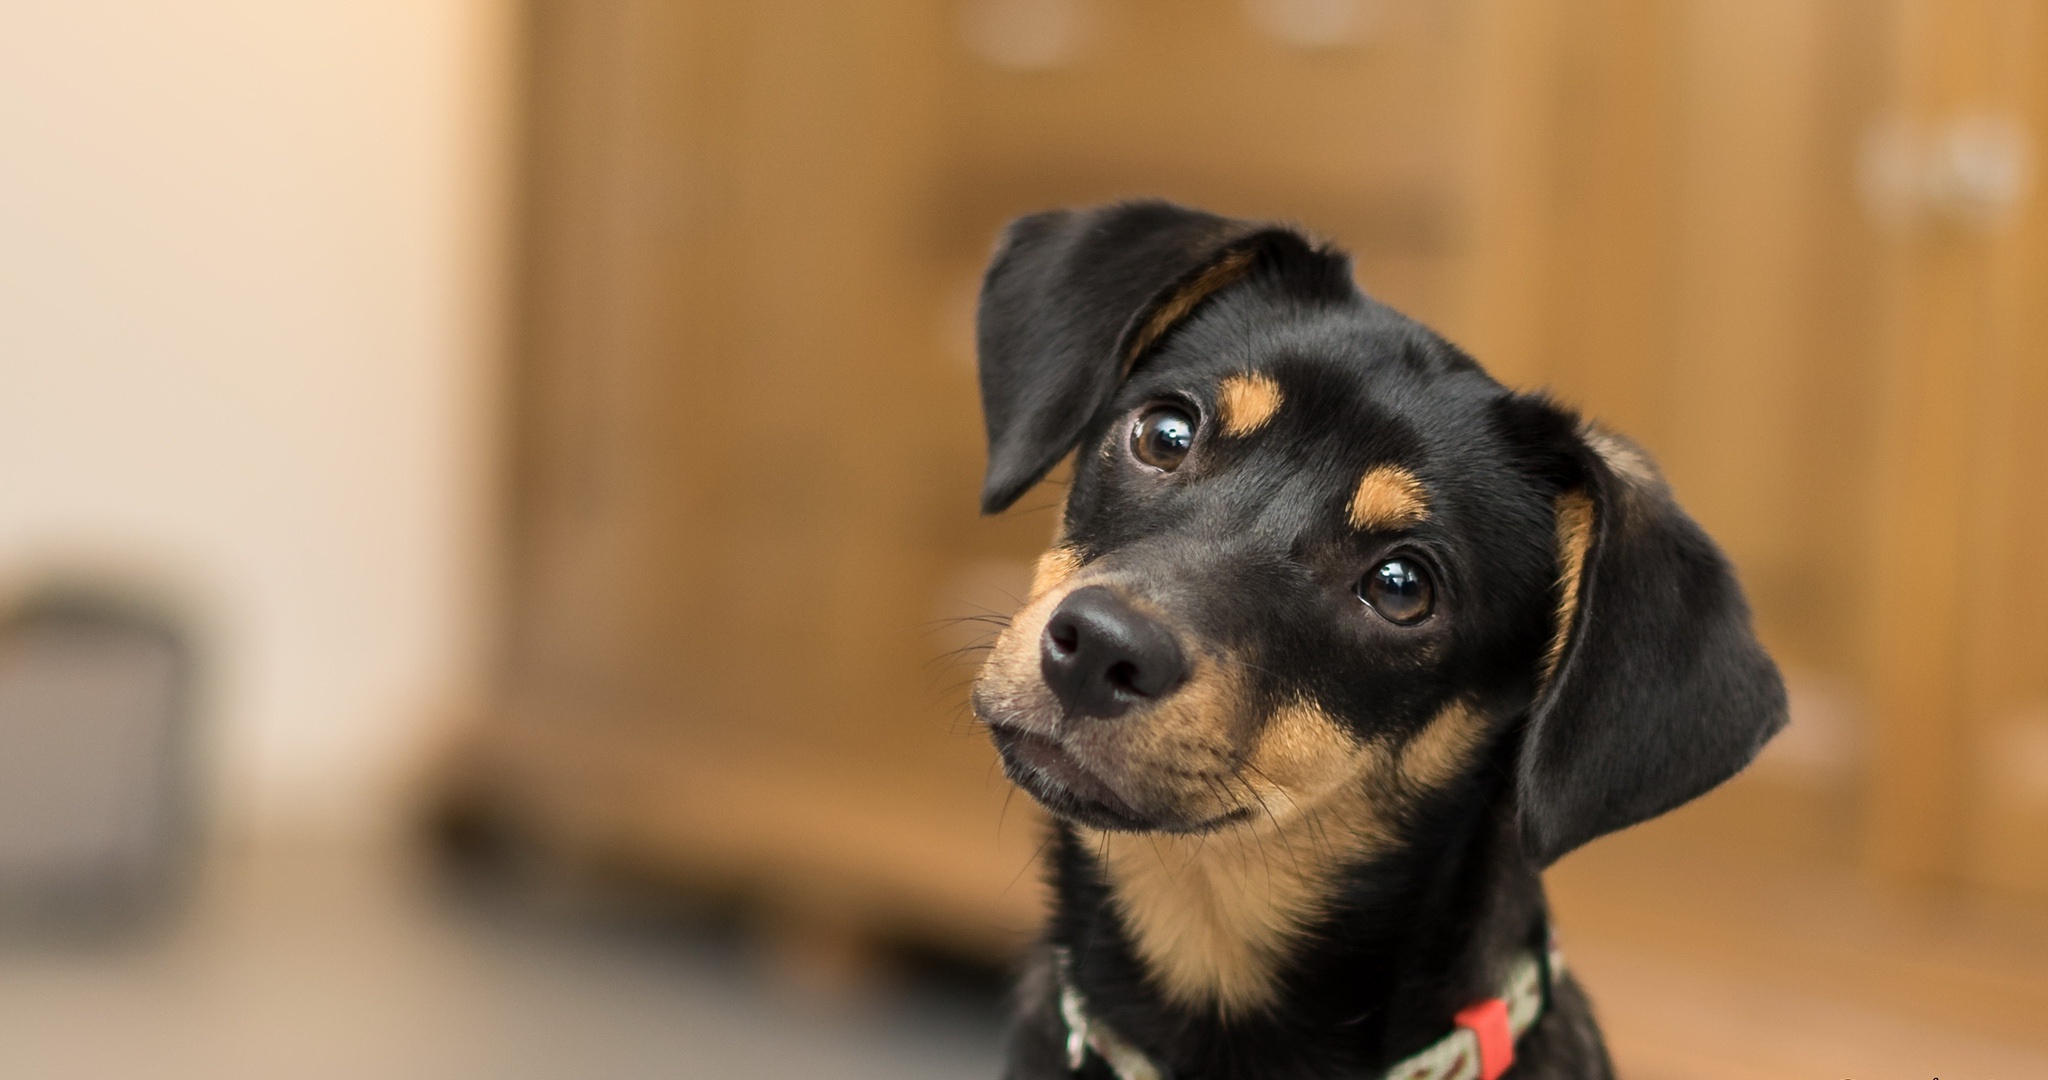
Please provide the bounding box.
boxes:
[1054,934,1565,1080]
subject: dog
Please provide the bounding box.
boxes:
[968,201,1786,1080]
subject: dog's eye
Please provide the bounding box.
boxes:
[1359,558,1434,625]
[1131,406,1195,471]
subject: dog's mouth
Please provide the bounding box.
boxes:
[986,723,1255,834]
[986,725,1159,832]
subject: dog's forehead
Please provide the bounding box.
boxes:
[1268,368,1492,527]
[1143,311,1499,473]
[1159,293,1481,405]
[1103,325,1523,570]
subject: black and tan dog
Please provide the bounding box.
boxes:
[969,201,1786,1080]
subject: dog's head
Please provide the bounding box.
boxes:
[970,201,1786,866]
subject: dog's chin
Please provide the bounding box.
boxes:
[986,725,1237,835]
[987,726,1150,830]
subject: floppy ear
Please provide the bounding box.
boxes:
[974,200,1349,513]
[1503,398,1788,866]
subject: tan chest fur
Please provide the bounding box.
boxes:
[1085,702,1487,1016]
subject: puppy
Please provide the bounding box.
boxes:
[969,201,1786,1080]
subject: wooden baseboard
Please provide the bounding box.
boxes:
[436,703,1048,963]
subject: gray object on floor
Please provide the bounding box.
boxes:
[0,588,193,929]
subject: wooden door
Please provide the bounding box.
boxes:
[1861,0,2048,895]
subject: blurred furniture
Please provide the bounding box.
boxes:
[446,0,1484,961]
[1462,0,2048,899]
[445,0,2048,986]
[0,588,194,930]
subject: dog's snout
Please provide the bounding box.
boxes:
[1040,586,1188,719]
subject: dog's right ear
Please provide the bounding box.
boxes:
[974,200,1348,514]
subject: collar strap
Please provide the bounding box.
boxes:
[1054,935,1564,1080]
[1385,935,1564,1080]
[1058,954,1164,1080]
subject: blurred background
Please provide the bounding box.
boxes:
[2,0,2046,1076]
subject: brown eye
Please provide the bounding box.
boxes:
[1131,406,1195,471]
[1359,557,1435,625]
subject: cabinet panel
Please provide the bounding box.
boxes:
[463,2,2048,970]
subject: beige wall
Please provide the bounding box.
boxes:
[0,1,515,837]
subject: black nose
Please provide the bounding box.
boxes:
[1040,586,1188,719]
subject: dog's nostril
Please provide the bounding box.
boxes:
[1038,586,1188,720]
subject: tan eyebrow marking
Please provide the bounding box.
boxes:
[1216,372,1283,436]
[1347,465,1430,531]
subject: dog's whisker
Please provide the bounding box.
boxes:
[945,654,996,673]
[1206,649,1286,682]
[999,827,1056,903]
[922,611,1008,626]
[1235,762,1302,878]
[948,600,1020,620]
[1144,832,1179,882]
[1227,776,1285,897]
[925,643,996,670]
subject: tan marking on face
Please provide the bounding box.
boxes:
[1059,644,1254,825]
[975,574,1239,757]
[1397,701,1490,789]
[1216,372,1283,437]
[1089,700,1399,1016]
[973,573,1078,739]
[1347,465,1430,531]
[1029,546,1082,600]
[1542,491,1595,685]
[1123,249,1257,369]
[1242,700,1385,816]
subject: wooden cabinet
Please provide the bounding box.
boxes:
[446,0,2048,965]
[454,0,1489,959]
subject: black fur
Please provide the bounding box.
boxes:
[972,201,1787,1079]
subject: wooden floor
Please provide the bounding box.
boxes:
[0,846,1008,1080]
[455,719,2048,1075]
[1548,783,2048,1079]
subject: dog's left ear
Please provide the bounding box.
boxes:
[1495,395,1788,866]
[975,200,1351,513]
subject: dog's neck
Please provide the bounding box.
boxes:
[1045,775,1548,1078]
